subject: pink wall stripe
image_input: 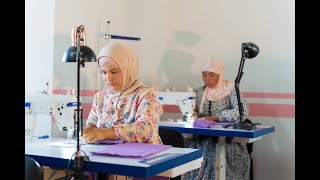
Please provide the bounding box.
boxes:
[82,103,92,120]
[243,92,295,99]
[162,105,181,113]
[80,103,295,119]
[52,90,67,94]
[52,89,99,96]
[53,89,295,119]
[53,89,295,99]
[248,103,295,118]
[53,89,295,118]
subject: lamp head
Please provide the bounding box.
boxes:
[62,25,97,63]
[241,42,259,59]
[62,45,96,63]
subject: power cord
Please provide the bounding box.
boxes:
[53,150,97,180]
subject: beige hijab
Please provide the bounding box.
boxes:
[98,42,146,96]
[199,57,235,113]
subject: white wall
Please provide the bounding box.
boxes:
[26,0,295,180]
[25,0,55,94]
[53,0,294,94]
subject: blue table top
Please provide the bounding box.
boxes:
[25,138,203,178]
[159,121,275,138]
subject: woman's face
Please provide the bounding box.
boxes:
[202,71,220,88]
[99,57,123,91]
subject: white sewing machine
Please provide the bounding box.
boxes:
[25,94,79,137]
[158,91,196,122]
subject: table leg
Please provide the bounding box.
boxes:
[215,136,226,180]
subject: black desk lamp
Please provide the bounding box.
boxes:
[62,25,97,179]
[223,42,259,130]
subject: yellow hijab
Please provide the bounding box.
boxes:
[98,42,146,96]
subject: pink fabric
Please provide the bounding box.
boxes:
[90,143,172,157]
[193,118,215,128]
[193,119,231,128]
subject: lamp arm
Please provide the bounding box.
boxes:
[235,82,244,122]
[71,28,87,180]
[222,52,246,129]
[223,44,258,130]
[234,51,247,124]
[62,24,96,179]
[76,32,81,154]
[235,50,247,83]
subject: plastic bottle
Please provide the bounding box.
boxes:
[159,97,164,106]
[25,109,35,141]
[67,127,75,143]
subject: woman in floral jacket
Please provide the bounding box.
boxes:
[83,42,163,145]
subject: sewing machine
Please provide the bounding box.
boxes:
[158,91,196,122]
[25,94,79,137]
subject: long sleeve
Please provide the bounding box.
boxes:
[86,91,103,126]
[112,88,163,144]
[193,87,203,114]
[86,88,163,144]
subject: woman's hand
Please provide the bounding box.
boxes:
[191,113,200,120]
[199,115,219,121]
[82,127,115,143]
[86,123,98,128]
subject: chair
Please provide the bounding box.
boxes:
[159,128,185,180]
[25,156,44,180]
[159,128,185,148]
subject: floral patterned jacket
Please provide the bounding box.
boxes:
[86,86,163,144]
